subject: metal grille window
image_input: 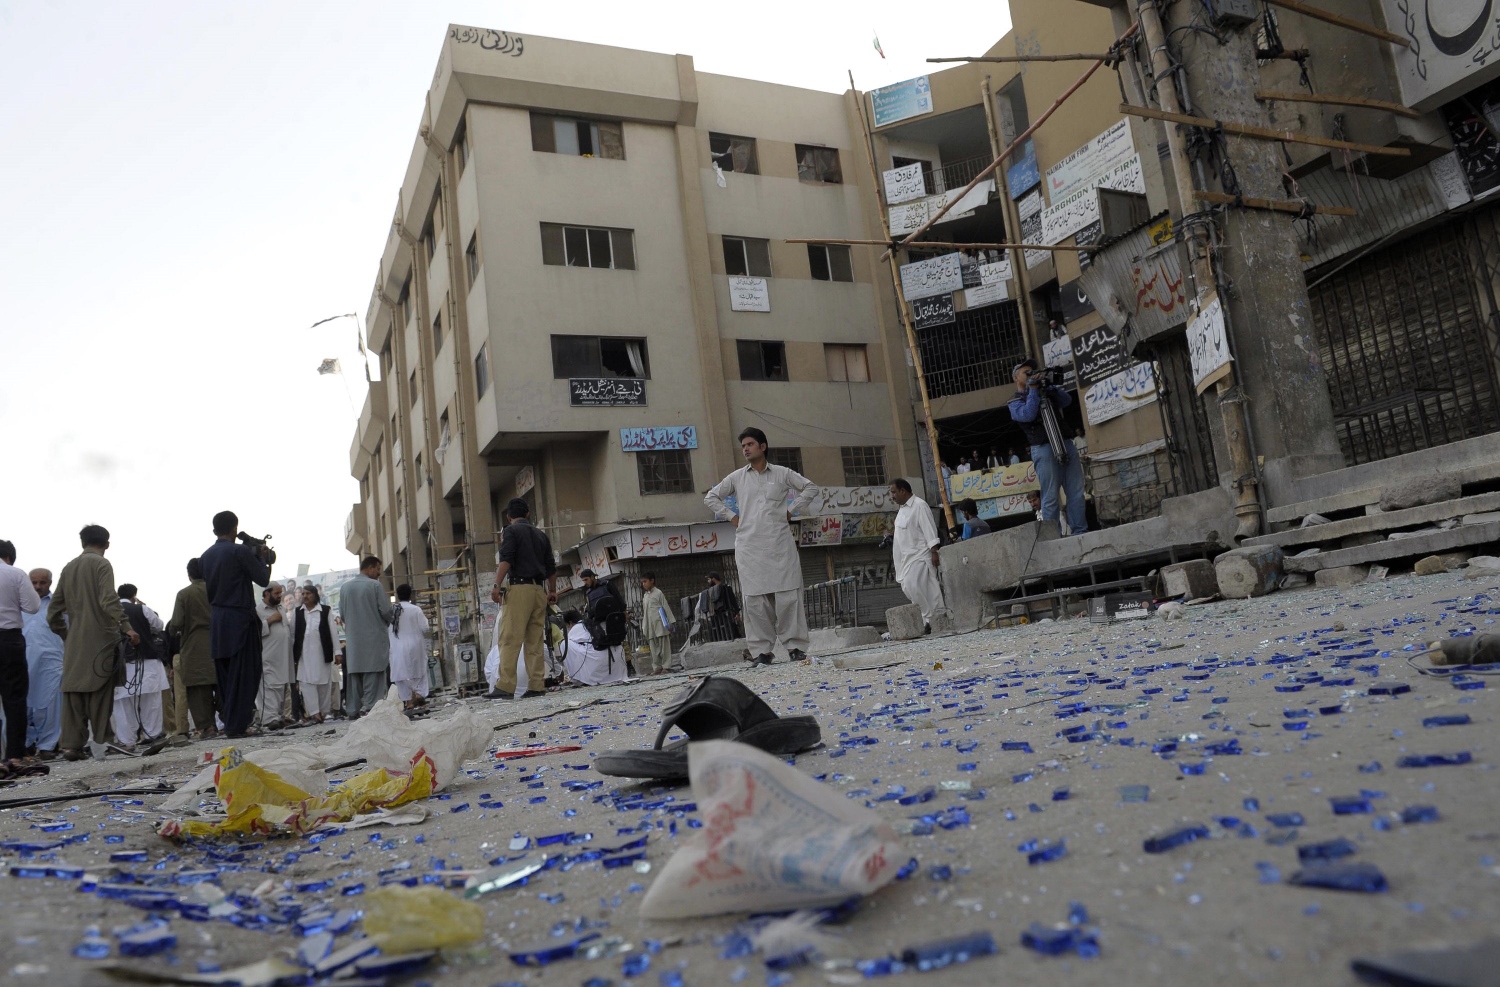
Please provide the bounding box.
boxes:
[841,446,887,485]
[1309,207,1500,464]
[808,244,853,282]
[540,223,636,270]
[723,236,772,277]
[796,144,842,184]
[638,450,693,495]
[710,133,758,174]
[766,447,804,473]
[736,340,787,381]
[916,299,1027,398]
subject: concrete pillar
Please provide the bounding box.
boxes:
[1161,2,1345,498]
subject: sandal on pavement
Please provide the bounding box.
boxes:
[594,674,821,780]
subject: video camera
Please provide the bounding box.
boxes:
[1027,366,1064,388]
[237,531,278,565]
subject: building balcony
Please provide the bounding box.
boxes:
[345,506,368,555]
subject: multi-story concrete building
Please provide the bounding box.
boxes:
[346,26,930,659]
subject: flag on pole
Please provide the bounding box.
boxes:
[316,358,341,375]
[873,33,885,58]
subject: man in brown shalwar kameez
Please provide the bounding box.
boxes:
[47,524,137,759]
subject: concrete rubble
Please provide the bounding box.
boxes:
[3,570,1499,985]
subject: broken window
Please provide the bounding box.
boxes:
[796,144,842,184]
[709,133,759,174]
[765,447,804,473]
[637,450,694,495]
[736,340,788,382]
[551,335,650,378]
[841,446,887,486]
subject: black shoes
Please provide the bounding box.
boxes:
[923,623,932,635]
[788,649,808,662]
[746,653,775,666]
[485,689,515,700]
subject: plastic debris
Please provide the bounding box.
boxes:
[360,885,485,951]
[900,930,998,971]
[465,855,548,898]
[638,741,901,919]
[1397,752,1472,768]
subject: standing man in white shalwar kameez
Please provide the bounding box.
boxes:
[257,584,293,729]
[388,584,430,709]
[293,585,335,724]
[890,478,948,634]
[704,427,819,666]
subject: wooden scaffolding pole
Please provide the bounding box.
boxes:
[928,53,1115,64]
[1194,190,1356,217]
[1256,89,1422,120]
[886,21,1140,257]
[1120,103,1413,157]
[980,75,1041,361]
[848,70,956,530]
[784,237,1094,251]
[1265,0,1415,49]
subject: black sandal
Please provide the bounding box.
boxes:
[594,675,821,780]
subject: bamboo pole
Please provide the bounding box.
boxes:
[1265,0,1415,50]
[886,21,1140,257]
[784,237,1094,251]
[980,75,1041,360]
[1120,103,1413,157]
[928,53,1115,64]
[1256,89,1422,120]
[848,70,956,530]
[1194,190,1356,217]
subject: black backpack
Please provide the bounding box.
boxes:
[584,585,629,650]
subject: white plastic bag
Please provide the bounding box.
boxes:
[334,688,491,788]
[639,740,902,919]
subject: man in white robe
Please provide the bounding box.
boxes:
[561,611,627,686]
[257,584,293,728]
[704,427,819,666]
[294,585,336,723]
[890,479,948,634]
[388,584,430,707]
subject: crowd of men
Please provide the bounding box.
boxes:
[0,512,436,768]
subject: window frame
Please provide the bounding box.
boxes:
[709,132,759,174]
[825,343,870,382]
[637,449,694,496]
[795,144,843,184]
[475,342,490,398]
[736,339,788,382]
[722,235,772,278]
[550,335,651,379]
[432,312,444,355]
[530,112,626,160]
[841,445,888,486]
[454,121,469,173]
[808,244,854,282]
[465,232,480,286]
[540,223,636,270]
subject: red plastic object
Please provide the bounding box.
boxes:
[493,745,584,760]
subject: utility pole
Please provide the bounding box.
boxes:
[1128,0,1343,534]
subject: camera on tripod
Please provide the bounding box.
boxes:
[1027,367,1063,387]
[237,531,277,565]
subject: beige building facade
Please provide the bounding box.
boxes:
[347,26,927,650]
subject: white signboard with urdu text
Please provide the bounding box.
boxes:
[1047,119,1135,201]
[1083,361,1157,426]
[964,281,1008,308]
[728,276,770,312]
[1041,156,1145,244]
[978,258,1012,284]
[883,163,927,205]
[899,252,963,300]
[1187,292,1231,394]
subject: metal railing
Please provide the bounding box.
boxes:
[803,576,859,631]
[921,154,996,198]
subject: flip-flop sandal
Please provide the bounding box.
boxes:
[594,675,821,780]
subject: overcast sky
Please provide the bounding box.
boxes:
[0,0,1013,606]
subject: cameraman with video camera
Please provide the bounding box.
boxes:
[1008,359,1088,536]
[200,511,274,738]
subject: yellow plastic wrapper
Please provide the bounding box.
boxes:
[362,885,485,952]
[157,747,438,839]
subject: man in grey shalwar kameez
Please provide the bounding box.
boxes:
[338,556,393,717]
[705,427,819,665]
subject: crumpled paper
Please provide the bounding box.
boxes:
[639,739,902,919]
[362,885,485,952]
[156,689,491,839]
